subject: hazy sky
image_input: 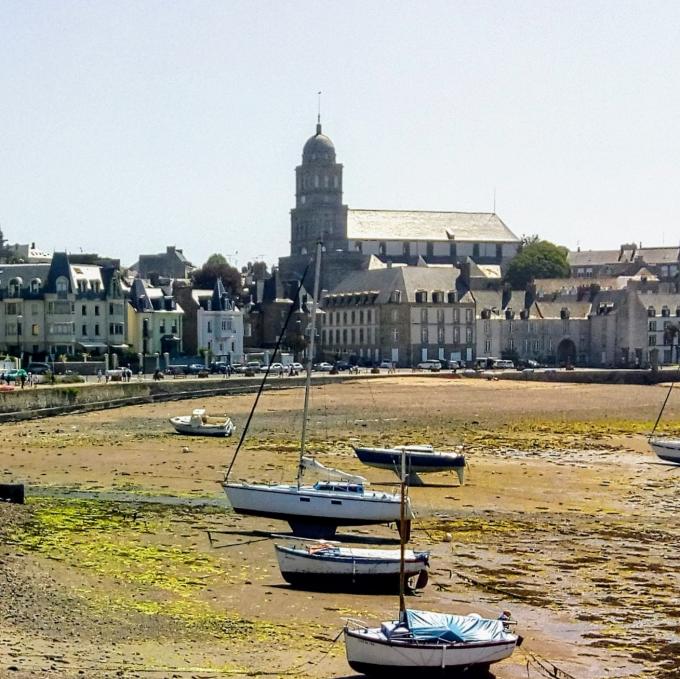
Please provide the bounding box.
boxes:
[1,1,679,269]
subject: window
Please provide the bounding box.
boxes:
[81,324,87,335]
[335,329,340,344]
[437,309,444,324]
[351,328,356,344]
[5,303,17,315]
[420,308,428,324]
[465,327,473,344]
[432,292,444,304]
[454,308,460,323]
[94,306,100,316]
[392,328,399,343]
[321,329,326,345]
[391,309,398,322]
[437,327,445,344]
[94,324,100,336]
[454,326,460,343]
[32,324,39,336]
[391,290,401,303]
[207,321,212,334]
[359,328,364,343]
[648,335,657,346]
[465,308,473,323]
[649,320,657,332]
[415,291,427,303]
[8,279,21,297]
[484,339,492,353]
[343,312,348,324]
[367,309,372,323]
[484,320,490,333]
[447,292,456,304]
[342,329,347,344]
[160,321,166,334]
[421,327,428,344]
[473,243,480,259]
[82,305,87,315]
[56,276,68,294]
[30,279,41,294]
[359,310,364,324]
[508,338,515,350]
[351,311,355,324]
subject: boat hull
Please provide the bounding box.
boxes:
[170,416,235,437]
[649,437,680,464]
[223,482,410,536]
[344,627,517,675]
[354,447,465,474]
[275,545,429,592]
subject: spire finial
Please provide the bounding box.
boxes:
[316,90,322,134]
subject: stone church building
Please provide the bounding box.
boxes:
[278,120,521,292]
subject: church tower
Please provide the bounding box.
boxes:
[290,119,347,256]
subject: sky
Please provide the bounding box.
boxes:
[1,1,679,270]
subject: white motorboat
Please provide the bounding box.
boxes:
[170,409,235,437]
[344,449,521,675]
[223,242,408,539]
[274,541,429,592]
[649,437,680,464]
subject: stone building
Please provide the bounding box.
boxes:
[174,278,244,363]
[569,244,680,282]
[279,120,520,292]
[0,252,126,362]
[134,246,194,280]
[321,262,475,367]
[126,277,184,357]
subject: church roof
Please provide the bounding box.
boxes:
[302,123,336,163]
[346,209,519,243]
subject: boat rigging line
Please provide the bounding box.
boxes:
[649,363,680,440]
[223,259,311,481]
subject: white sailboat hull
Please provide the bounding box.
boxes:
[649,437,680,464]
[275,544,428,591]
[344,625,518,675]
[223,481,411,532]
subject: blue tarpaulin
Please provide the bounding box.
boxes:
[405,610,508,643]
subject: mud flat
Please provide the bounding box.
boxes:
[1,377,679,678]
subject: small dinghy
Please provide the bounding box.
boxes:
[170,408,235,437]
[354,444,465,485]
[275,541,429,593]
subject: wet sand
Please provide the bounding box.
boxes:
[1,376,679,678]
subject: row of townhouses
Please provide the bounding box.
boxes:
[0,253,243,367]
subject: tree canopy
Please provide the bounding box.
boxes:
[191,253,242,295]
[504,238,570,289]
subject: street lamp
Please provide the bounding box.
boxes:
[16,314,23,369]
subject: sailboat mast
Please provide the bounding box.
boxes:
[298,241,323,485]
[398,447,407,619]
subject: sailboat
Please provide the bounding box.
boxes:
[222,242,411,538]
[344,450,521,675]
[648,368,680,465]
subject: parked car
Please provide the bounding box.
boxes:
[447,360,462,370]
[164,365,187,376]
[290,362,304,372]
[313,362,334,372]
[494,359,515,369]
[334,360,351,371]
[260,362,284,373]
[186,363,208,375]
[379,360,394,369]
[416,360,442,372]
[210,361,230,374]
[517,359,540,369]
[26,362,52,375]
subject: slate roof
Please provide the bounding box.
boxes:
[346,210,519,243]
[568,250,622,266]
[327,265,460,304]
[0,263,51,292]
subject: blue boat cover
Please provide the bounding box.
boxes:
[405,610,508,642]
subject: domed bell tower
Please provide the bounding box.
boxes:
[290,119,347,256]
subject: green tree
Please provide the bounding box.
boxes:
[191,254,242,295]
[504,238,570,289]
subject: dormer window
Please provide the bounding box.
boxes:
[447,291,456,304]
[560,307,570,320]
[647,306,656,317]
[415,291,427,304]
[432,291,444,304]
[8,278,22,297]
[661,306,670,317]
[390,290,401,304]
[30,278,41,294]
[56,276,69,294]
